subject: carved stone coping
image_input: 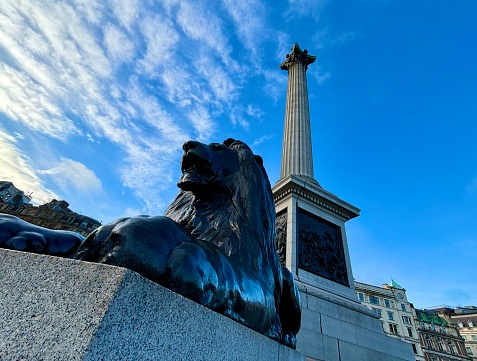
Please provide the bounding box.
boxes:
[272,175,360,221]
[295,280,379,319]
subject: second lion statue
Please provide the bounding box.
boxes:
[74,138,301,348]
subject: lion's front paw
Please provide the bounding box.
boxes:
[2,231,46,253]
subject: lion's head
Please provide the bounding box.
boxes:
[165,138,278,272]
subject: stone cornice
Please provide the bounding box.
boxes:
[272,174,360,221]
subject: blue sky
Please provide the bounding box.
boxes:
[0,1,476,309]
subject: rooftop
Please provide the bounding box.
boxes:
[415,309,448,326]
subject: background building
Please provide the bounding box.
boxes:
[355,280,424,360]
[0,181,100,237]
[429,306,477,360]
[0,181,32,204]
[414,308,470,361]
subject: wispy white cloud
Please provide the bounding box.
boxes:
[263,69,288,103]
[103,23,135,63]
[251,134,276,148]
[187,106,215,141]
[246,104,265,119]
[285,0,328,20]
[0,128,58,204]
[0,0,274,216]
[308,65,331,85]
[223,0,268,58]
[38,158,103,195]
[176,2,231,60]
[330,31,357,46]
[194,55,239,104]
[137,14,180,76]
[109,0,140,31]
[0,64,79,140]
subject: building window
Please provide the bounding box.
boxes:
[407,327,413,337]
[466,347,473,355]
[425,335,433,349]
[469,321,474,328]
[463,335,467,340]
[389,323,398,334]
[448,341,456,354]
[402,316,412,325]
[472,335,477,341]
[436,338,443,352]
[369,296,380,305]
[401,303,406,311]
[458,322,464,328]
[411,344,417,354]
[358,293,364,302]
[372,308,382,317]
[387,311,394,321]
[430,356,438,361]
[385,299,390,308]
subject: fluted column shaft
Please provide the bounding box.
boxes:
[279,43,316,181]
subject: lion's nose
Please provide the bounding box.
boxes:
[183,140,199,152]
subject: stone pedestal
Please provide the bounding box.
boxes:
[274,42,414,360]
[296,283,416,361]
[0,249,303,361]
[273,176,415,361]
[274,175,359,301]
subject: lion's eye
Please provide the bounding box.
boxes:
[210,143,226,151]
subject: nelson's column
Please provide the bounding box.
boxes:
[273,43,415,361]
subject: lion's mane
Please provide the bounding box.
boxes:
[164,140,279,274]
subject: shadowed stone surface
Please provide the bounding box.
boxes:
[0,249,304,361]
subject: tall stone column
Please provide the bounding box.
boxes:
[273,43,359,298]
[280,43,316,182]
[272,44,414,361]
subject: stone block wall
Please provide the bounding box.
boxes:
[0,249,303,361]
[296,283,416,361]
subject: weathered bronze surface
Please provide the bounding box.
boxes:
[298,208,349,287]
[0,214,83,257]
[74,139,301,347]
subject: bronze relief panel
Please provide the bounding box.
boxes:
[297,208,349,287]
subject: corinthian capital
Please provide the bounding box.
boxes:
[280,43,316,70]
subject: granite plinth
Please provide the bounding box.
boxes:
[296,283,416,361]
[0,249,303,361]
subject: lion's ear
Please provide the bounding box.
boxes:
[223,138,235,147]
[255,155,263,167]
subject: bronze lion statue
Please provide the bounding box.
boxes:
[0,139,301,347]
[0,214,83,257]
[74,139,301,347]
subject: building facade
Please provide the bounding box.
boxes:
[451,307,477,360]
[431,307,477,360]
[355,280,424,360]
[414,308,471,361]
[0,181,32,204]
[0,181,100,237]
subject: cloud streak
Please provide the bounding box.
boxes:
[0,128,58,204]
[38,158,103,195]
[0,0,288,216]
